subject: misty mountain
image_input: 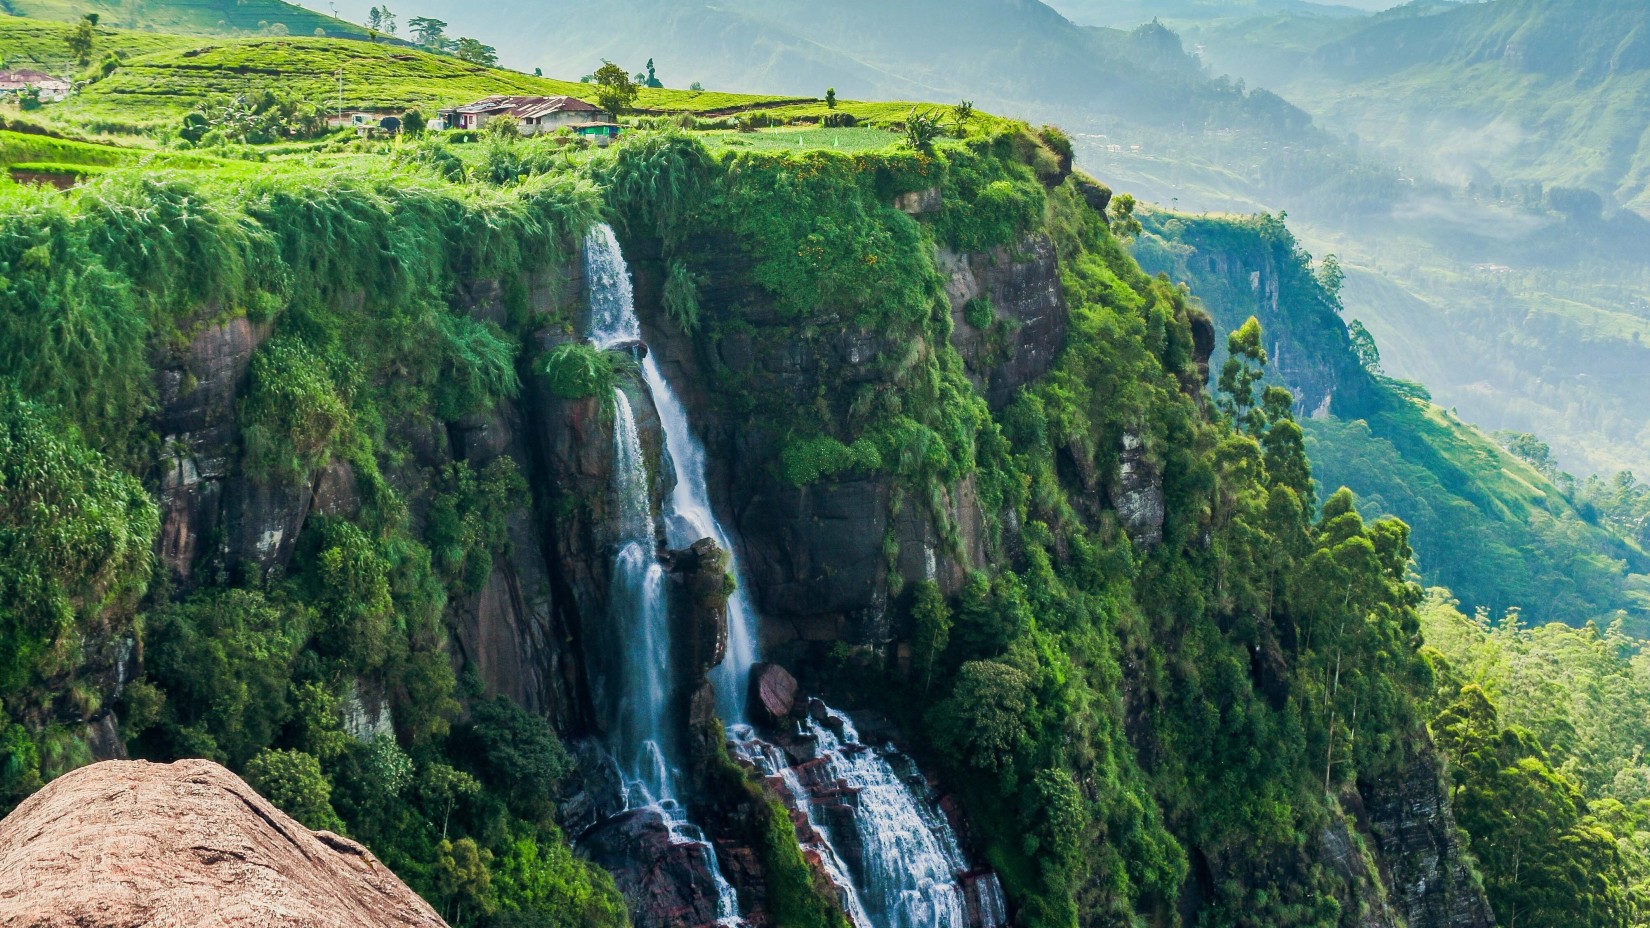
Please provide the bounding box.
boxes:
[1189,0,1650,214]
[1043,0,1379,30]
[334,0,1315,137]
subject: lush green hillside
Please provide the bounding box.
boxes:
[1,0,374,40]
[1136,209,1650,630]
[0,16,831,135]
[1419,590,1650,927]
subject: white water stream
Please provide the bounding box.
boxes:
[585,224,1005,928]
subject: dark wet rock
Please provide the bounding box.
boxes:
[152,314,269,586]
[310,458,360,519]
[939,234,1069,411]
[1361,752,1496,928]
[666,538,731,679]
[561,740,627,839]
[577,808,730,928]
[1074,174,1113,215]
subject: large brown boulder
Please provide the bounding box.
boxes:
[0,759,446,928]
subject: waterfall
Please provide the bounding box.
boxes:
[583,224,1002,928]
[732,708,1006,928]
[587,225,742,926]
[729,725,877,928]
[606,390,676,806]
[587,222,761,721]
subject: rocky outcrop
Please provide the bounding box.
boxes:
[583,808,730,928]
[940,233,1069,410]
[666,537,731,680]
[153,314,269,586]
[1109,431,1166,547]
[0,759,445,928]
[1361,753,1496,928]
[750,663,799,726]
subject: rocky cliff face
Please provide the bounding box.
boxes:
[1360,752,1496,928]
[1136,216,1375,420]
[0,759,446,928]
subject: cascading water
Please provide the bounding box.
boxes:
[585,224,762,721]
[586,225,741,925]
[584,224,1003,928]
[731,709,1008,928]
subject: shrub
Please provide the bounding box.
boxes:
[0,391,157,693]
[245,748,345,832]
[536,342,627,401]
[781,435,883,485]
[240,339,351,485]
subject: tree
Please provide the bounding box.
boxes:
[1347,319,1381,373]
[931,660,1034,785]
[420,762,480,838]
[459,697,571,820]
[689,81,703,91]
[825,87,837,109]
[592,60,637,115]
[951,99,974,136]
[400,109,426,136]
[244,748,345,833]
[481,114,520,141]
[1315,253,1345,307]
[1217,316,1267,432]
[643,58,663,88]
[366,6,382,31]
[909,580,952,694]
[454,37,498,67]
[1108,192,1142,239]
[904,107,943,151]
[67,14,96,66]
[407,16,449,50]
[435,837,495,923]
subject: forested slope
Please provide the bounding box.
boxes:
[1135,209,1650,629]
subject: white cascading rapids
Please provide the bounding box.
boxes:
[730,711,1009,928]
[587,225,742,925]
[586,223,1005,928]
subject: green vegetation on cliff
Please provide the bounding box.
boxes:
[1136,209,1650,631]
[0,158,625,926]
[0,18,1628,927]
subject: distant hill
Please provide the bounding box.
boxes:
[1184,0,1650,215]
[0,0,375,40]
[329,0,1318,139]
[1043,0,1378,29]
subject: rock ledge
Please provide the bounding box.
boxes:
[0,758,446,928]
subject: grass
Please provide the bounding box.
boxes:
[1,0,375,40]
[2,15,1007,139]
[0,128,224,170]
[702,127,905,154]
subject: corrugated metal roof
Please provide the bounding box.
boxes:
[0,69,69,90]
[451,95,603,118]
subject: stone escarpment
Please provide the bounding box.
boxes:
[0,759,446,928]
[149,271,589,731]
